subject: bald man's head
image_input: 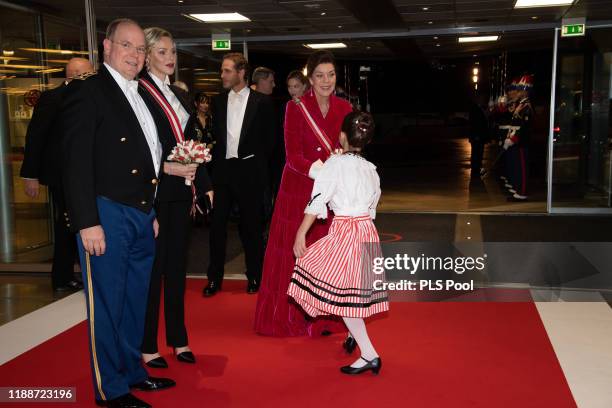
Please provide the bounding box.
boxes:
[65,58,94,82]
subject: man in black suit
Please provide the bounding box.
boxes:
[204,52,276,297]
[62,18,174,408]
[20,57,92,292]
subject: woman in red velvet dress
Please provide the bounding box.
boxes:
[255,51,353,337]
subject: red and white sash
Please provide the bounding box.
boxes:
[294,98,333,155]
[139,78,197,200]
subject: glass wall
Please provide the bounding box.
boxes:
[0,4,86,262]
[1,5,610,269]
[551,26,612,211]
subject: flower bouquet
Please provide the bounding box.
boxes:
[167,140,212,185]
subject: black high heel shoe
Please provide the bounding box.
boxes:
[175,350,196,364]
[340,357,382,375]
[144,356,168,369]
[342,336,357,354]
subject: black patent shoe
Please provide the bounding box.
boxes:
[246,279,259,294]
[203,281,221,297]
[176,350,196,364]
[144,356,168,369]
[342,335,357,354]
[95,393,151,408]
[54,279,84,292]
[131,376,176,392]
[340,357,382,375]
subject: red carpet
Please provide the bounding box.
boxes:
[0,279,576,407]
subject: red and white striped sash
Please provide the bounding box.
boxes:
[139,78,197,200]
[294,98,333,155]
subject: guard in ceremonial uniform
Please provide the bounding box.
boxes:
[20,58,92,291]
[61,18,174,408]
[492,91,515,189]
[503,75,534,201]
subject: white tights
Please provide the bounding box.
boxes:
[343,317,378,368]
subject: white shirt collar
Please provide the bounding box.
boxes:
[149,72,170,90]
[104,62,137,93]
[230,85,249,99]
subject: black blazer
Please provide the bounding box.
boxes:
[20,83,66,186]
[210,89,276,186]
[61,64,159,231]
[138,72,212,203]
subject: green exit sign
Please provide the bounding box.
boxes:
[562,23,585,37]
[212,40,231,50]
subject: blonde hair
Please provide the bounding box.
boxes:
[143,27,173,55]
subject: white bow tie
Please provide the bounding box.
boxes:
[127,80,139,93]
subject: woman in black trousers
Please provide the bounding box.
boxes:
[138,27,213,368]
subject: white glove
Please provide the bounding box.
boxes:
[503,138,514,150]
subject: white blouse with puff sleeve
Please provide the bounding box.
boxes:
[305,153,381,220]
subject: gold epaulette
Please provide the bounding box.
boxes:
[72,71,97,81]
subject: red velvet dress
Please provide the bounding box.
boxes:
[254,91,353,336]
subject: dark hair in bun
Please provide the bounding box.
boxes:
[341,111,375,149]
[306,50,336,78]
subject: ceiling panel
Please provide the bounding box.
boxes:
[5,0,612,60]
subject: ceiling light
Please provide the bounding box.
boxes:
[338,25,343,28]
[44,59,72,64]
[433,36,438,40]
[428,21,433,24]
[321,12,326,15]
[436,43,441,47]
[36,68,64,74]
[422,7,429,10]
[458,35,499,43]
[514,0,574,8]
[2,50,15,56]
[531,16,539,19]
[1,63,49,69]
[19,48,88,55]
[304,42,347,49]
[178,0,183,3]
[188,13,251,23]
[473,68,479,75]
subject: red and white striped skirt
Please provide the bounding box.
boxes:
[287,215,389,318]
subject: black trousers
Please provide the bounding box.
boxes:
[49,184,78,288]
[208,159,265,283]
[470,140,485,173]
[508,145,529,196]
[142,200,191,353]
